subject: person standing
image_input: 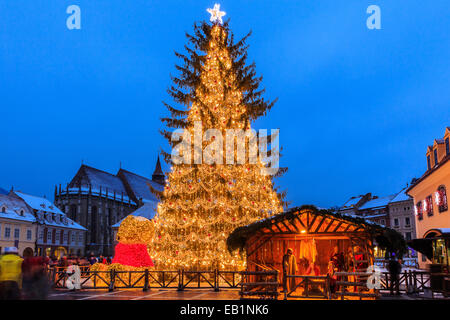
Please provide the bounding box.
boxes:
[282,248,297,293]
[0,247,24,300]
[387,257,402,295]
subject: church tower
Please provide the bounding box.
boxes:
[152,156,165,185]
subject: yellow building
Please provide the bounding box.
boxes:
[407,127,450,270]
[0,193,37,256]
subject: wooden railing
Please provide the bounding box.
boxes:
[239,270,279,300]
[48,267,243,292]
[335,271,379,300]
[48,267,449,299]
[283,275,331,299]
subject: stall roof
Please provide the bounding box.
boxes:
[227,205,402,254]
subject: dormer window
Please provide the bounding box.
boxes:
[427,155,431,170]
[1,206,6,213]
[19,209,24,216]
[434,149,438,166]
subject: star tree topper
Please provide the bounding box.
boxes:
[207,3,226,24]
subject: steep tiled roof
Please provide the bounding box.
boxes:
[70,165,128,195]
[118,169,163,203]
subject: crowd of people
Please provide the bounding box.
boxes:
[0,246,114,300]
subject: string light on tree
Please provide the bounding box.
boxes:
[151,5,287,271]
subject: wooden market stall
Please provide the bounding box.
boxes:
[227,205,406,298]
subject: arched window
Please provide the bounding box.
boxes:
[436,185,448,213]
[1,206,6,213]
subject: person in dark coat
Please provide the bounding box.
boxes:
[387,257,402,295]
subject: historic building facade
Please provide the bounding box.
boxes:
[407,127,450,269]
[340,189,416,258]
[54,158,164,256]
[10,191,86,258]
[0,193,36,256]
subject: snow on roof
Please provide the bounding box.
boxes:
[61,186,136,205]
[43,217,87,231]
[0,194,36,223]
[389,189,412,203]
[112,201,158,228]
[12,191,86,230]
[119,169,163,203]
[78,165,128,195]
[359,195,395,210]
[14,191,63,214]
[341,196,363,208]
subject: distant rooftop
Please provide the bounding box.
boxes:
[359,195,396,210]
[390,188,411,203]
[341,195,363,208]
[14,191,64,215]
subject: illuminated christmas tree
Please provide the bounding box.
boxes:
[152,4,287,270]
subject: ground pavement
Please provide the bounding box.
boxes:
[48,288,241,300]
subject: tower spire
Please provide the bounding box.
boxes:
[152,156,165,185]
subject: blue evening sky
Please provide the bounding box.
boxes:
[1,1,449,208]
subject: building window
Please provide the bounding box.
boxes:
[70,204,77,220]
[14,228,20,239]
[446,137,450,156]
[27,229,32,240]
[55,230,60,242]
[63,232,68,243]
[5,227,11,239]
[405,232,412,241]
[39,229,44,240]
[436,185,448,213]
[71,232,75,244]
[405,217,410,227]
[393,218,399,227]
[416,201,423,221]
[426,195,434,216]
[1,207,6,213]
[47,229,52,242]
[434,149,438,166]
[78,233,82,243]
[427,155,431,170]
